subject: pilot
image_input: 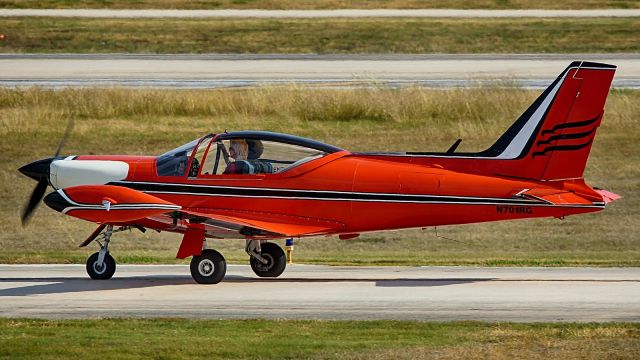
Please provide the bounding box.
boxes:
[224,139,273,174]
[224,139,253,174]
[176,158,187,176]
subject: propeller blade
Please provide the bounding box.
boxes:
[54,119,75,158]
[20,119,74,225]
[21,177,49,226]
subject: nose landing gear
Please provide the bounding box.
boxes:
[86,251,116,280]
[85,224,117,280]
[82,224,143,280]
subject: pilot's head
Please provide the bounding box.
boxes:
[247,140,264,159]
[177,158,187,175]
[229,139,248,160]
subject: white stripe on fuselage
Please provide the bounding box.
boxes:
[57,189,180,214]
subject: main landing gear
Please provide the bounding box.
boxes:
[188,240,287,284]
[246,240,287,278]
[190,248,226,284]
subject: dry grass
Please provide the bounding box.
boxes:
[1,17,639,54]
[0,0,638,9]
[0,87,638,265]
[353,325,640,360]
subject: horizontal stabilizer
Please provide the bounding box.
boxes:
[594,189,622,204]
[518,188,593,205]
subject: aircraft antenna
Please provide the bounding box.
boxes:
[431,226,485,248]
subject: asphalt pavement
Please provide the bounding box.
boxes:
[2,54,639,89]
[1,264,638,322]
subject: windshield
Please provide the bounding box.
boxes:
[156,139,199,176]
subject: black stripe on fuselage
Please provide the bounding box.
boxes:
[108,181,602,208]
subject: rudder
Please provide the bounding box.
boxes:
[536,62,615,179]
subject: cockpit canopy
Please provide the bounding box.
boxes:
[156,131,342,177]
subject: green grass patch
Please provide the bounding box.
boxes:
[1,87,638,266]
[1,17,639,53]
[1,0,638,9]
[0,319,638,360]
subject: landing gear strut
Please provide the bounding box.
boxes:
[86,224,117,280]
[246,240,287,278]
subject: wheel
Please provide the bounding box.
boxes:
[190,249,226,284]
[250,242,287,278]
[86,252,116,280]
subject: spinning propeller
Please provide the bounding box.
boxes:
[19,120,74,225]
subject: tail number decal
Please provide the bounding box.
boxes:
[496,206,533,214]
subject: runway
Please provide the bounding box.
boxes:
[2,54,639,89]
[1,264,638,322]
[2,9,640,18]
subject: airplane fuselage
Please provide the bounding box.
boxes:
[52,152,604,239]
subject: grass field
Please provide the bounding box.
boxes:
[1,17,639,54]
[0,86,637,266]
[0,319,637,359]
[1,0,638,10]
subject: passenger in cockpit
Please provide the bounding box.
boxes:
[247,140,273,174]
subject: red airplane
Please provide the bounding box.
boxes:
[19,61,620,284]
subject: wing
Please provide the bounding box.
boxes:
[45,184,344,239]
[142,208,346,239]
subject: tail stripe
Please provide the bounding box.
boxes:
[532,139,593,158]
[540,112,601,136]
[536,127,597,146]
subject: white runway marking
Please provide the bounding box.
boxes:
[0,264,638,322]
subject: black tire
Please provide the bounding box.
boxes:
[250,242,287,278]
[190,249,226,284]
[86,252,116,280]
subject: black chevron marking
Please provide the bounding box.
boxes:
[541,112,601,136]
[536,126,597,146]
[531,139,593,158]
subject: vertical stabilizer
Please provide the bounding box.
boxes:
[481,61,615,180]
